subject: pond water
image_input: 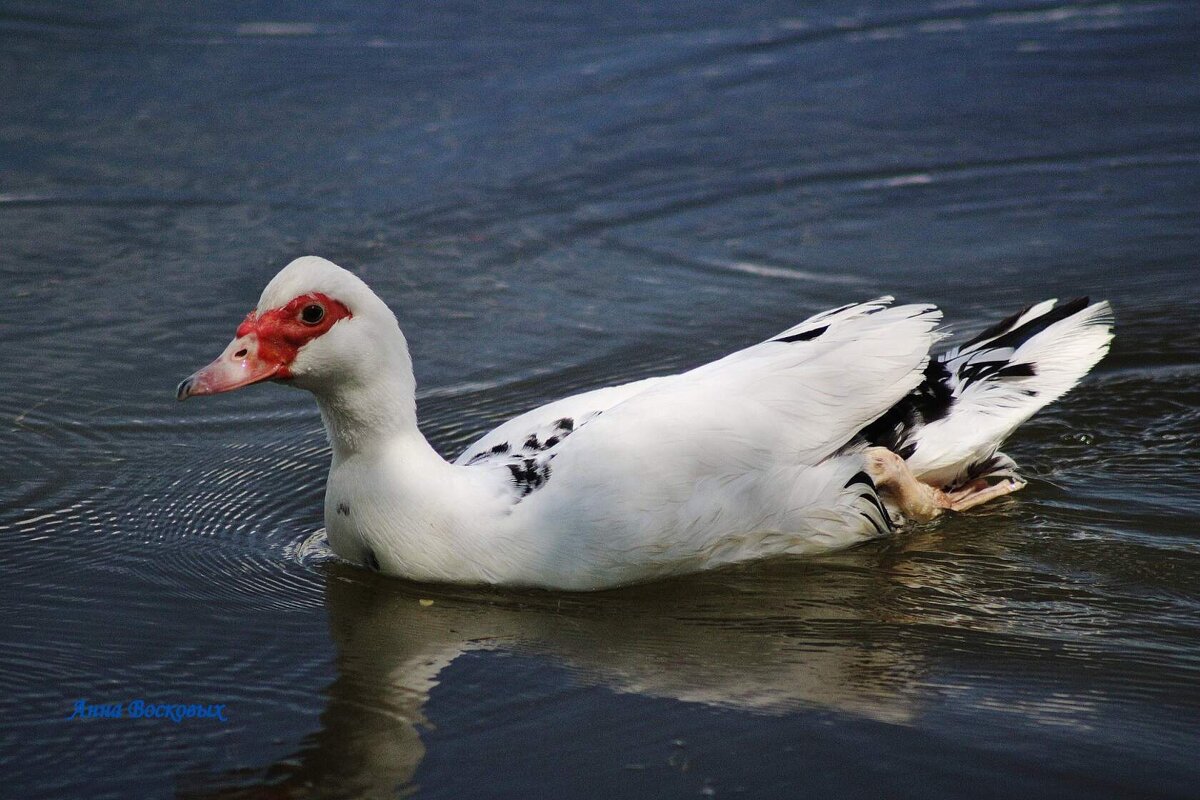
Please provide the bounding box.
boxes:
[2,1,1198,798]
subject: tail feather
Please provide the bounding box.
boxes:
[941,297,1114,415]
[948,297,1061,358]
[858,298,1114,488]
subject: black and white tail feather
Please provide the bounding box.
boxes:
[857,297,1114,491]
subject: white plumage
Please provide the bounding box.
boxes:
[179,257,1114,590]
[905,298,1115,486]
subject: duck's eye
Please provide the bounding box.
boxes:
[300,304,325,325]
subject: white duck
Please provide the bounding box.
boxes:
[178,257,1113,590]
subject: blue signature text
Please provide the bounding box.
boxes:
[68,699,229,722]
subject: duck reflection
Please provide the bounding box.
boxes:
[183,544,935,799]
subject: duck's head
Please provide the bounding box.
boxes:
[177,256,406,401]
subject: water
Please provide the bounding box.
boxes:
[1,1,1198,797]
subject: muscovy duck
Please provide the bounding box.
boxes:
[178,257,1113,589]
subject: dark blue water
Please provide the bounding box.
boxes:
[2,2,1198,798]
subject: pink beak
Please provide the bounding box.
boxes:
[176,333,288,400]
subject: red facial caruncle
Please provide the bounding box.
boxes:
[177,292,352,400]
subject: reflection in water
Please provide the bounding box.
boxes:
[184,552,930,798]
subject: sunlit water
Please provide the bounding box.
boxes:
[2,2,1198,798]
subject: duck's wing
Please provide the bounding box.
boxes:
[553,298,941,468]
[475,299,942,511]
[450,301,899,466]
[452,375,669,496]
[455,298,938,494]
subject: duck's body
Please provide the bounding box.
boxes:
[179,257,1113,590]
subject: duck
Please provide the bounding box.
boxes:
[177,256,1113,590]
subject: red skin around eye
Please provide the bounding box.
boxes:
[237,293,353,376]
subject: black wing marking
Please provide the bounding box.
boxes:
[851,299,1086,460]
[855,360,954,459]
[462,413,600,502]
[508,458,552,497]
[963,297,1089,354]
[774,325,828,343]
[844,470,894,535]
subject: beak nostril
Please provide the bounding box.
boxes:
[234,348,248,359]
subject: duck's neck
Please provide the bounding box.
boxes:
[315,371,425,461]
[305,326,430,458]
[314,365,507,583]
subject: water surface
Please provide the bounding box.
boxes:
[2,1,1198,798]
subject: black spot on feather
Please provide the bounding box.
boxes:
[959,303,1034,351]
[555,417,574,432]
[844,471,875,490]
[336,502,351,517]
[964,455,1004,482]
[843,472,893,533]
[860,511,888,536]
[544,435,560,448]
[958,359,1009,386]
[856,360,954,453]
[957,359,1038,388]
[470,441,512,464]
[820,301,857,317]
[860,492,892,528]
[982,297,1090,352]
[523,434,541,450]
[508,457,552,497]
[996,362,1037,378]
[775,325,828,343]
